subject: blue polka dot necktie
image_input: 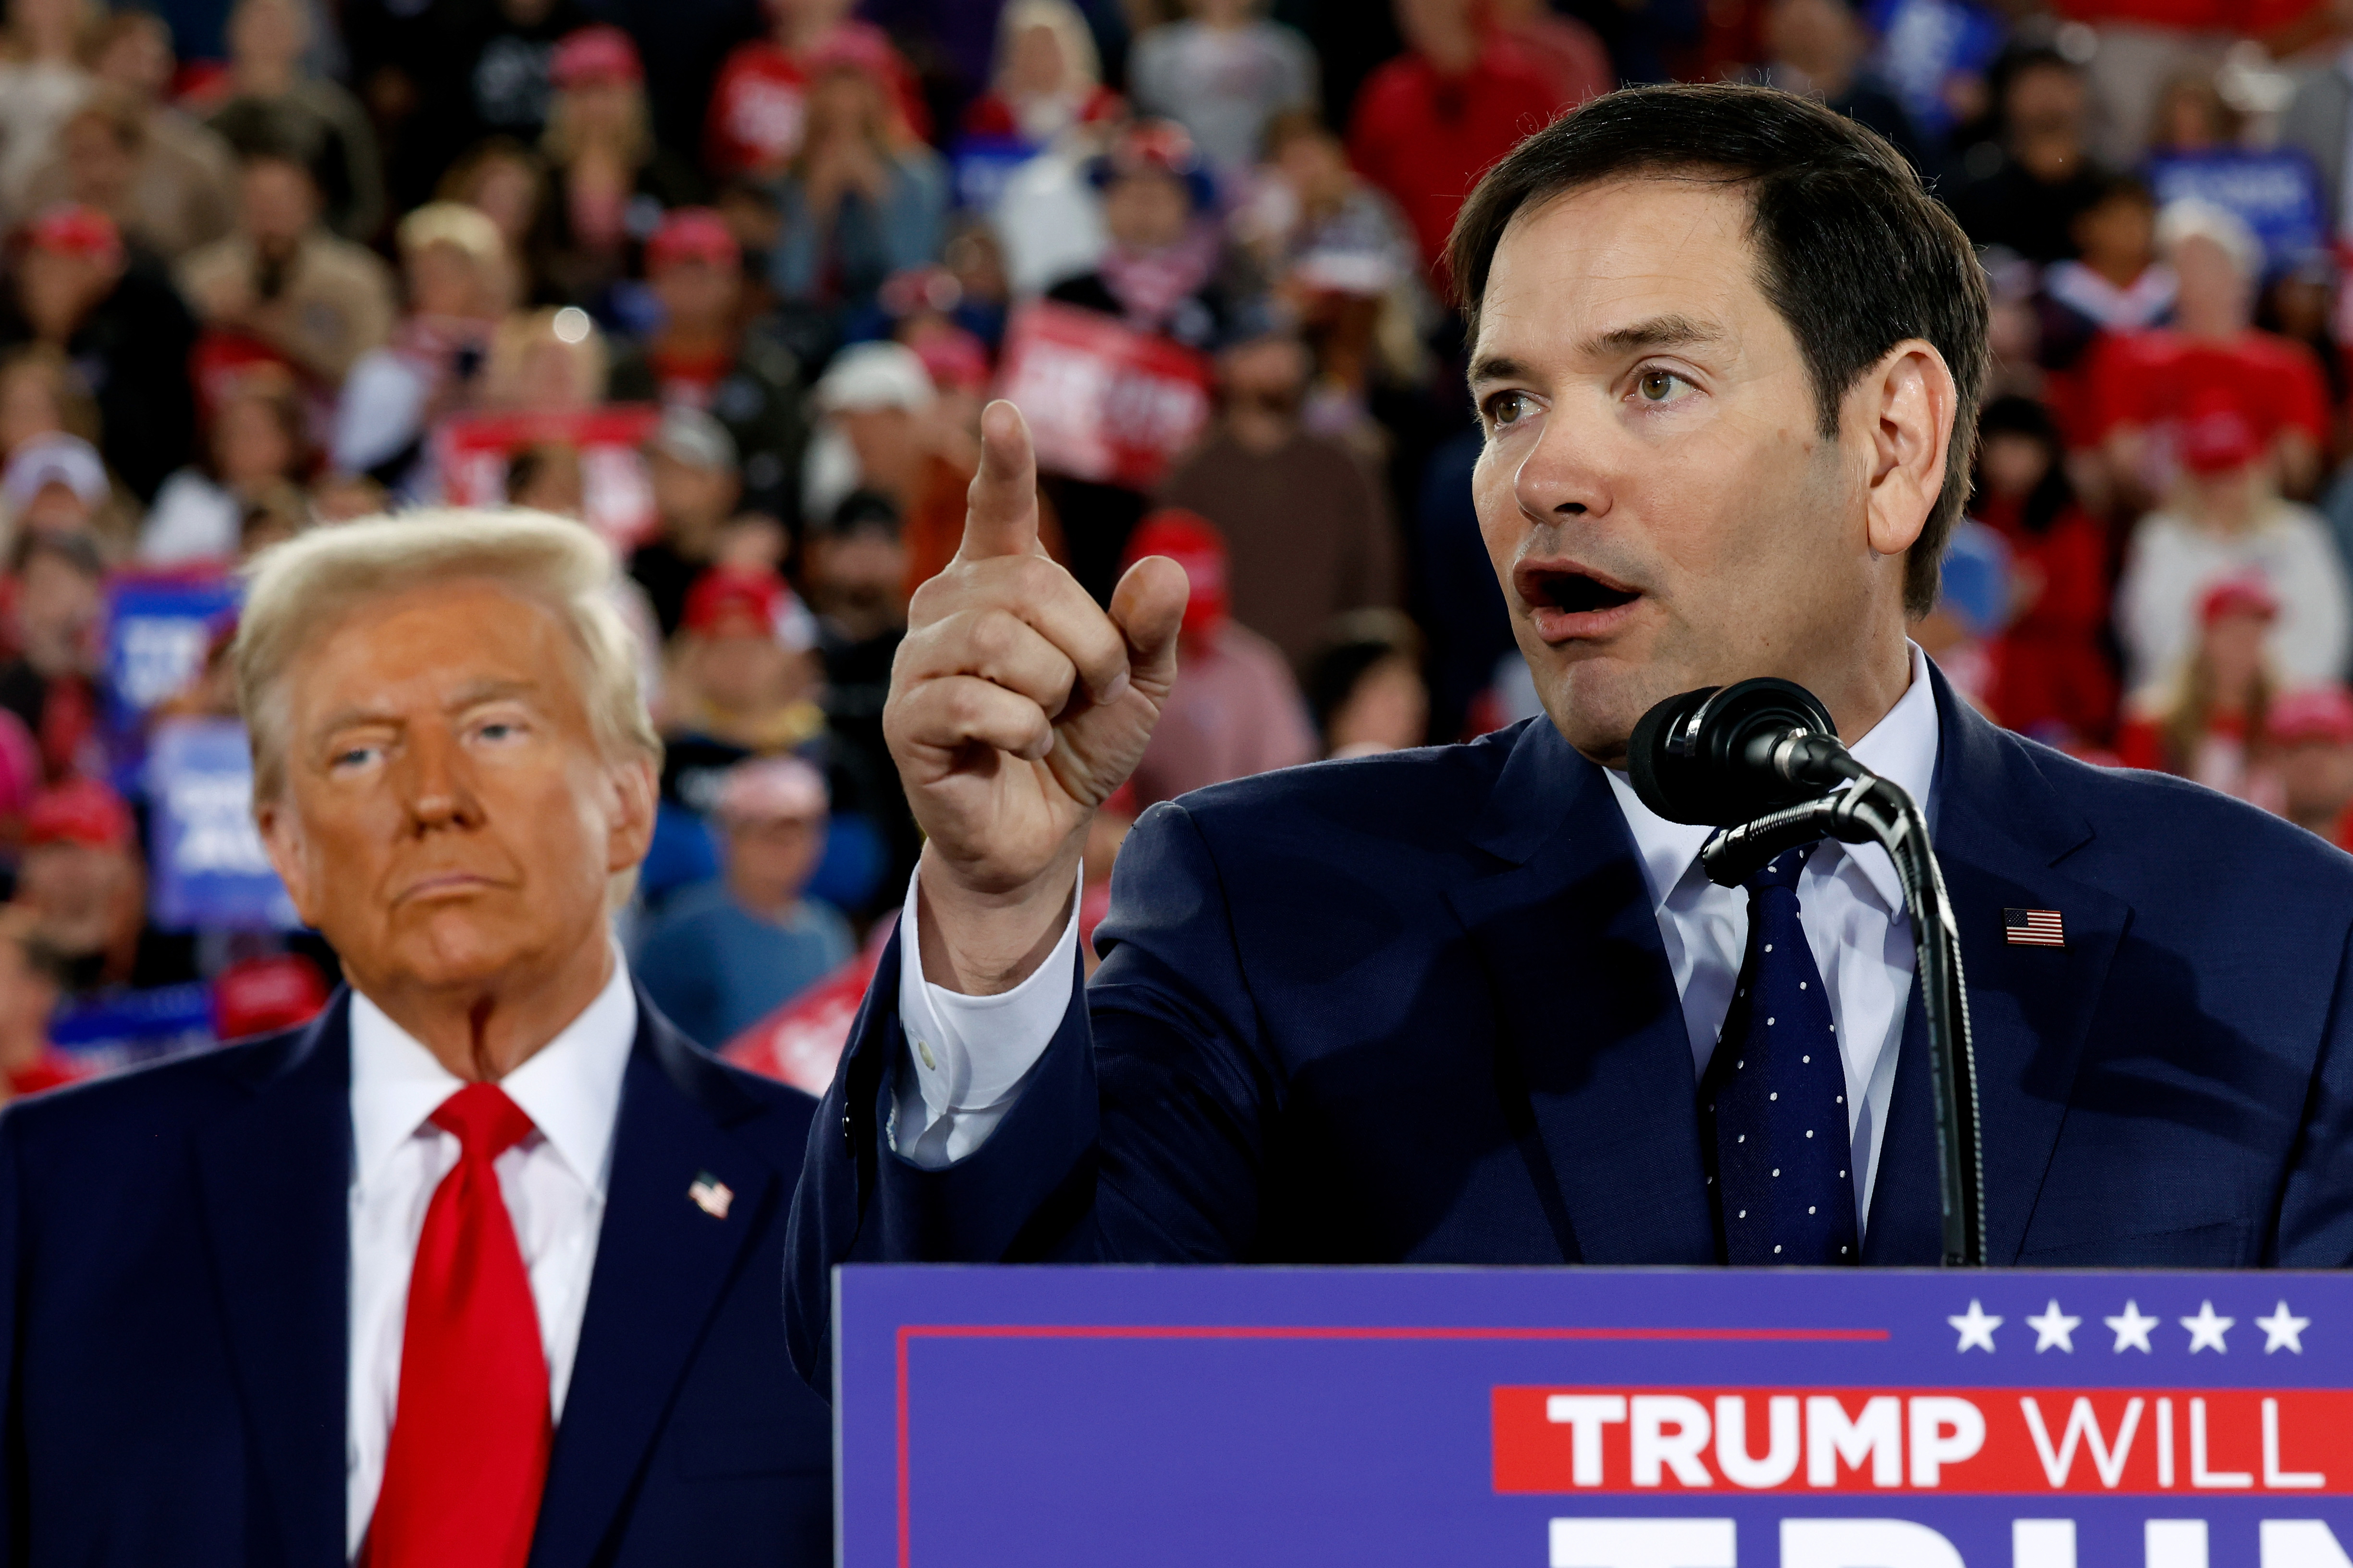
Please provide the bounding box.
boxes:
[1702,843,1859,1266]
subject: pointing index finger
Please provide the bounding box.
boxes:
[957,400,1043,562]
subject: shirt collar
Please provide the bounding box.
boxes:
[1603,641,1943,918]
[349,953,639,1199]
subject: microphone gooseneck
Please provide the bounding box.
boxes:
[1627,678,1987,1269]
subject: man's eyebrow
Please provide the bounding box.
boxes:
[309,704,396,744]
[1467,353,1529,388]
[305,680,541,745]
[445,678,539,712]
[1467,316,1727,389]
[1581,314,1727,358]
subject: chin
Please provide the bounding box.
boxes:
[389,915,539,990]
[1529,650,1689,767]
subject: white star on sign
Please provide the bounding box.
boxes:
[2025,1299,2081,1353]
[2255,1301,2310,1355]
[2181,1300,2234,1355]
[1948,1298,2002,1353]
[2105,1300,2159,1353]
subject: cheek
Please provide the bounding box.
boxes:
[1470,443,1524,572]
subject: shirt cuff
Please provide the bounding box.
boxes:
[889,862,1082,1168]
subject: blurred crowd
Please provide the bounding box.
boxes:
[0,0,2346,1094]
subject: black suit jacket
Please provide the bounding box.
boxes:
[0,986,829,1566]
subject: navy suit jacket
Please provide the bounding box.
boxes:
[788,668,2353,1382]
[0,985,831,1567]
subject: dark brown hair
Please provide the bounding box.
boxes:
[1446,82,1990,618]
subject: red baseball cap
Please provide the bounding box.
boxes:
[1088,120,1214,210]
[2199,573,2279,627]
[684,565,789,639]
[911,327,989,393]
[2179,390,2263,476]
[1123,508,1228,638]
[2271,684,2353,746]
[25,777,132,852]
[213,954,330,1042]
[24,203,122,266]
[550,24,642,88]
[646,206,740,274]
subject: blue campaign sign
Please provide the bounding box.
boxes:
[2147,153,2325,276]
[48,979,214,1073]
[1865,0,2005,140]
[145,716,298,931]
[949,134,1039,215]
[105,572,239,729]
[839,1266,2353,1568]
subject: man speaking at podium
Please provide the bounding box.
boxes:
[788,83,2353,1373]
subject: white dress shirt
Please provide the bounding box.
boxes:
[345,958,638,1560]
[892,867,1085,1167]
[892,646,1944,1244]
[1600,642,1941,1231]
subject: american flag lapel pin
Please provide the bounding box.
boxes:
[2004,908,2065,949]
[687,1172,734,1219]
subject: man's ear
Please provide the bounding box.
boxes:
[605,756,658,877]
[1859,339,1957,559]
[255,798,324,930]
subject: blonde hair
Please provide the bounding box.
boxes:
[997,0,1101,91]
[396,200,506,268]
[485,308,608,411]
[233,508,661,804]
[541,82,651,169]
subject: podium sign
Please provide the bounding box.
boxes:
[837,1266,2353,1567]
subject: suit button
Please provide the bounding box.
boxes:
[842,1112,854,1152]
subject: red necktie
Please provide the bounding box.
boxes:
[367,1083,551,1568]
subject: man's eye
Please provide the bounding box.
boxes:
[1637,369,1694,403]
[1486,391,1535,428]
[330,747,376,770]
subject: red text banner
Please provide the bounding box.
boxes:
[994,302,1213,492]
[435,405,662,551]
[1494,1386,2353,1496]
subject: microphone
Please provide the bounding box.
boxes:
[1626,676,1861,827]
[1624,675,1988,1269]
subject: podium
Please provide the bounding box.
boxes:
[836,1266,2353,1567]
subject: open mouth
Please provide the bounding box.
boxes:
[1515,563,1645,642]
[1537,572,1641,615]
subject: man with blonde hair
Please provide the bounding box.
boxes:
[0,509,831,1568]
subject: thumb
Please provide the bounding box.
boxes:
[956,400,1043,562]
[1108,554,1189,693]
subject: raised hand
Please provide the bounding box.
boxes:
[884,401,1188,992]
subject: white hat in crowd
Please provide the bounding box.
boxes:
[812,342,937,416]
[2,433,109,513]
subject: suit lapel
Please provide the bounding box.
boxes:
[1443,721,1718,1265]
[192,994,353,1568]
[529,1000,779,1568]
[1864,672,2129,1264]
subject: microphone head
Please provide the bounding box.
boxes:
[1627,676,1839,826]
[1627,685,1716,823]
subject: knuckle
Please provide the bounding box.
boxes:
[967,609,1021,665]
[1009,555,1064,600]
[906,573,952,624]
[938,682,984,729]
